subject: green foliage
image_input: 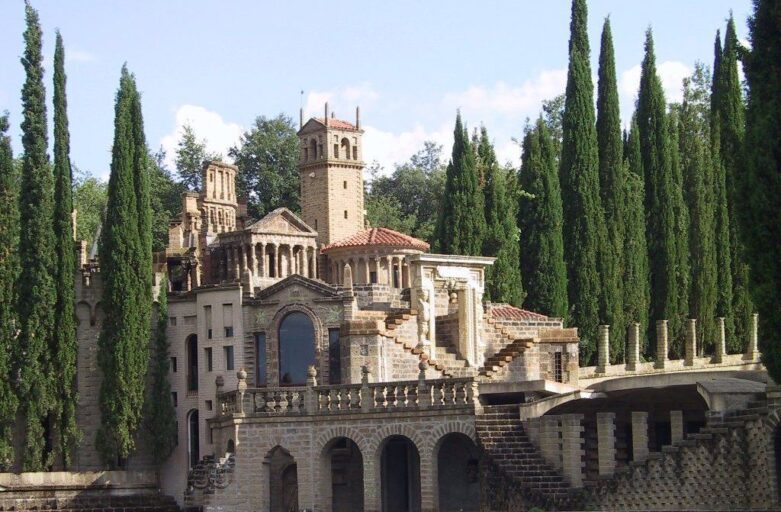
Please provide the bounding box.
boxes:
[149,148,186,252]
[144,280,177,466]
[637,29,685,359]
[73,169,107,249]
[52,31,79,468]
[741,0,781,381]
[0,115,20,470]
[479,127,523,306]
[175,124,220,191]
[518,119,568,319]
[559,0,607,364]
[436,112,486,255]
[365,194,416,235]
[679,64,718,353]
[17,1,57,471]
[541,94,565,161]
[596,17,626,361]
[97,66,152,467]
[229,114,300,219]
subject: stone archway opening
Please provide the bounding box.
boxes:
[380,435,421,512]
[775,423,781,500]
[436,433,480,512]
[320,437,364,512]
[187,409,199,469]
[267,446,298,512]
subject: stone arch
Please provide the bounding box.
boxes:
[264,445,299,512]
[270,303,324,385]
[310,138,318,160]
[433,432,481,512]
[377,434,421,512]
[766,409,781,501]
[318,434,366,512]
[429,421,479,511]
[340,137,351,160]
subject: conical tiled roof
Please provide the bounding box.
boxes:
[321,227,429,252]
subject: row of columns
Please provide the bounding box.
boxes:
[595,313,760,373]
[331,254,410,288]
[218,242,317,282]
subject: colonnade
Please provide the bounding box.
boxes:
[330,254,410,288]
[217,241,318,282]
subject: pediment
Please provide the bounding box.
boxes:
[298,118,326,135]
[257,274,341,301]
[247,208,316,236]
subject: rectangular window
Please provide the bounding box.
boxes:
[343,180,347,189]
[352,146,357,160]
[172,392,178,407]
[328,328,341,384]
[223,304,233,337]
[554,352,563,383]
[370,271,377,284]
[169,316,177,326]
[205,347,213,372]
[171,357,177,373]
[334,143,339,157]
[224,346,234,371]
[204,306,213,339]
[225,326,234,338]
[205,400,213,411]
[255,332,267,386]
[344,210,348,219]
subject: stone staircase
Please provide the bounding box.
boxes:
[0,492,181,511]
[476,405,578,508]
[478,337,534,378]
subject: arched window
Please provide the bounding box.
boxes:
[278,312,316,385]
[309,139,318,161]
[187,409,200,469]
[341,138,351,160]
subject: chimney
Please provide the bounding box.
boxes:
[356,106,360,129]
[299,107,303,130]
[325,102,329,126]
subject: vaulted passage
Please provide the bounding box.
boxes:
[381,436,421,512]
[437,433,480,511]
[267,446,298,512]
[321,437,364,512]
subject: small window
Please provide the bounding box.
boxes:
[204,306,212,339]
[343,180,347,189]
[169,317,177,326]
[344,210,348,219]
[225,326,234,338]
[171,357,177,373]
[554,352,563,383]
[334,144,339,158]
[172,392,178,407]
[370,271,377,284]
[205,400,213,411]
[328,328,341,384]
[315,219,318,230]
[205,347,213,372]
[223,304,233,337]
[352,146,357,160]
[224,346,234,371]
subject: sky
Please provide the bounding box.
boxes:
[0,1,752,181]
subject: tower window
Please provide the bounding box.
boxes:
[343,180,347,189]
[334,144,339,158]
[344,210,348,219]
[353,146,357,160]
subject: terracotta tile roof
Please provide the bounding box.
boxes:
[314,117,358,131]
[321,227,430,252]
[490,304,549,321]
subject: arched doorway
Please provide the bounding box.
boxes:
[268,446,298,512]
[436,433,480,511]
[186,334,198,391]
[278,312,316,385]
[380,435,421,512]
[187,409,199,469]
[321,437,364,512]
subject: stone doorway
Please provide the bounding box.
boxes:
[436,433,480,511]
[321,437,364,512]
[187,409,199,469]
[380,436,421,512]
[267,446,298,512]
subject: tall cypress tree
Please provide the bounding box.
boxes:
[710,31,736,348]
[480,127,523,306]
[679,65,718,353]
[559,0,607,363]
[97,67,152,466]
[741,0,781,381]
[637,29,683,358]
[518,118,569,319]
[435,112,485,256]
[17,1,57,471]
[623,117,651,355]
[719,16,754,352]
[0,115,20,469]
[52,31,79,468]
[596,17,626,361]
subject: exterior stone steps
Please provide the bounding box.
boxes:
[478,337,534,377]
[0,493,181,511]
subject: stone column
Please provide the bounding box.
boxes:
[363,258,370,285]
[247,243,255,278]
[232,246,240,279]
[560,414,585,488]
[240,244,247,274]
[626,322,640,371]
[714,317,726,364]
[655,320,668,369]
[539,416,561,470]
[685,319,696,366]
[596,412,616,477]
[302,247,309,278]
[363,452,380,512]
[597,324,610,373]
[226,246,234,280]
[385,256,392,286]
[631,411,649,462]
[259,243,266,278]
[670,410,684,444]
[746,313,759,360]
[312,247,317,279]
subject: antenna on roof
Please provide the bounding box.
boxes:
[299,90,304,129]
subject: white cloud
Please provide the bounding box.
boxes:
[619,60,692,105]
[362,123,452,176]
[66,50,96,63]
[159,104,243,171]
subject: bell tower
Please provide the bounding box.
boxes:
[298,103,365,247]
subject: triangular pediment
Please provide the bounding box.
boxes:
[247,208,316,236]
[257,274,341,301]
[298,118,326,135]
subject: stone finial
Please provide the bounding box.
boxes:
[418,358,429,381]
[342,263,353,289]
[597,325,610,373]
[215,375,225,389]
[626,322,640,371]
[306,365,318,387]
[237,369,247,391]
[655,320,668,369]
[714,317,726,364]
[746,313,760,360]
[685,319,696,366]
[361,365,371,384]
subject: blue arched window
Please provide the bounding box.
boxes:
[278,312,316,385]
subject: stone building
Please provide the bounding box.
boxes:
[68,107,778,512]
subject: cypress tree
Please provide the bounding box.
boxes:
[637,29,683,358]
[741,0,781,381]
[52,31,79,468]
[518,118,569,319]
[17,1,57,471]
[679,65,718,353]
[710,32,736,348]
[435,112,485,256]
[596,17,626,361]
[479,127,523,306]
[559,0,607,363]
[97,67,152,466]
[144,279,177,467]
[0,115,20,469]
[623,117,651,354]
[719,16,754,352]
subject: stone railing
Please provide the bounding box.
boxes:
[218,364,479,418]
